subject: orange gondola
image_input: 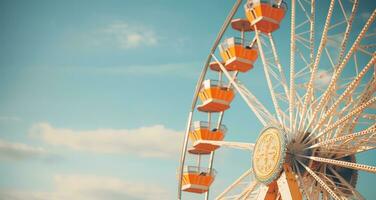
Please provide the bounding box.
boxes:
[189,121,227,152]
[218,37,258,72]
[182,166,217,194]
[244,0,287,33]
[187,147,211,155]
[197,80,235,112]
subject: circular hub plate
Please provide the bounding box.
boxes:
[252,127,286,184]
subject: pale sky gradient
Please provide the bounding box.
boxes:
[0,0,375,199]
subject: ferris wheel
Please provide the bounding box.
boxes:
[177,0,376,199]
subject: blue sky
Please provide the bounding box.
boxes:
[0,0,375,199]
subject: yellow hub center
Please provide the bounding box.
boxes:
[252,127,286,183]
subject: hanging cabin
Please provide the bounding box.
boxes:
[218,37,258,73]
[188,121,227,153]
[181,166,217,194]
[197,79,235,112]
[244,0,287,33]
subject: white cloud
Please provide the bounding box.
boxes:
[0,174,170,200]
[31,123,183,158]
[361,11,371,21]
[314,69,332,87]
[0,116,21,122]
[0,139,47,160]
[327,33,344,48]
[102,22,158,49]
[91,61,200,77]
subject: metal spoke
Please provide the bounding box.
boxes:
[336,0,359,64]
[307,97,376,143]
[306,10,376,134]
[235,181,259,200]
[312,55,376,134]
[212,54,278,126]
[328,166,365,200]
[290,0,297,132]
[216,169,254,200]
[308,126,376,149]
[255,28,284,126]
[298,0,336,133]
[268,33,290,101]
[346,76,376,135]
[301,155,376,173]
[297,160,341,200]
[195,140,255,151]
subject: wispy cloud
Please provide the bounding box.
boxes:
[314,69,332,87]
[0,174,170,200]
[0,139,47,161]
[91,61,200,77]
[101,22,158,49]
[0,116,21,122]
[360,11,371,21]
[327,33,344,48]
[31,123,183,158]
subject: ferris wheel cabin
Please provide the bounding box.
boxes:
[189,121,227,152]
[244,0,287,33]
[182,166,217,194]
[197,79,235,112]
[219,37,258,72]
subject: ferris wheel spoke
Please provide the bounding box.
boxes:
[295,0,315,67]
[316,172,350,198]
[212,54,278,126]
[312,125,376,159]
[295,65,311,80]
[297,0,336,133]
[301,155,376,173]
[345,76,376,135]
[253,184,270,200]
[292,160,312,200]
[328,20,347,31]
[254,28,284,126]
[296,36,311,50]
[337,0,359,64]
[327,166,365,200]
[289,0,297,132]
[358,45,375,57]
[195,140,255,151]
[324,47,336,70]
[235,181,259,200]
[310,78,374,138]
[297,0,311,22]
[309,0,315,68]
[216,169,255,200]
[308,126,376,149]
[296,19,310,30]
[306,97,376,143]
[268,33,289,100]
[297,160,342,200]
[354,53,360,75]
[309,146,375,158]
[307,10,376,132]
[313,55,376,133]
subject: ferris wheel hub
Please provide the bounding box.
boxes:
[252,127,287,184]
